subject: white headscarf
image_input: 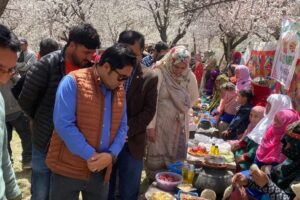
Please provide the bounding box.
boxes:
[247,94,293,144]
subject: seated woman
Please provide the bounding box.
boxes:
[215,82,240,132]
[255,109,300,167]
[235,65,252,92]
[205,74,229,112]
[247,94,293,146]
[230,106,265,170]
[230,120,300,200]
[251,77,272,107]
[233,94,293,170]
[222,90,253,140]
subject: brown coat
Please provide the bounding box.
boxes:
[46,67,125,181]
[126,64,158,159]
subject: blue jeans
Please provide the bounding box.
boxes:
[108,143,143,200]
[31,145,51,200]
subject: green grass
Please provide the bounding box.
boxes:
[11,131,31,200]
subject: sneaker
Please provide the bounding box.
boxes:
[22,161,32,170]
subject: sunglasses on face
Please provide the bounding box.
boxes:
[113,69,129,81]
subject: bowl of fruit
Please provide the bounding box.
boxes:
[155,172,183,191]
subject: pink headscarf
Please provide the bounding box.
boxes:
[235,65,252,92]
[240,106,265,140]
[256,109,300,164]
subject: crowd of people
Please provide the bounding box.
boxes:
[0,21,300,200]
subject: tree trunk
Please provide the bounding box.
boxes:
[0,0,9,17]
[222,33,248,65]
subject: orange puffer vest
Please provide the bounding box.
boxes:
[46,67,125,181]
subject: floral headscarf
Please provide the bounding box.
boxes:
[153,46,191,86]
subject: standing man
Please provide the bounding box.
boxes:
[16,38,36,75]
[46,43,136,200]
[108,31,158,200]
[18,23,100,200]
[0,74,32,169]
[142,41,169,67]
[0,24,22,200]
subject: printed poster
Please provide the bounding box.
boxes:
[271,17,300,90]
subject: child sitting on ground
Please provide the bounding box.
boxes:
[222,90,253,140]
[230,106,265,170]
[214,82,240,133]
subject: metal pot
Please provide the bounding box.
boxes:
[194,167,233,194]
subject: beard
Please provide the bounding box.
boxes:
[71,52,90,68]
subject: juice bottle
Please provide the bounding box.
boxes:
[187,164,195,184]
[182,161,189,183]
[210,143,215,155]
[215,146,220,155]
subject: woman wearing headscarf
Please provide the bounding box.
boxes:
[255,109,300,167]
[192,53,204,87]
[206,74,229,112]
[231,51,242,65]
[146,46,199,180]
[235,65,252,92]
[231,120,300,200]
[247,94,293,145]
[233,94,293,170]
[201,57,219,96]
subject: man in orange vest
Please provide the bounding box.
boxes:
[46,43,136,200]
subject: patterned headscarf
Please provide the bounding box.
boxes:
[153,46,191,87]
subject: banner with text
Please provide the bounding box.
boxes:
[271,17,300,90]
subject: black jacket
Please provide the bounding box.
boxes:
[18,50,66,152]
[126,64,158,160]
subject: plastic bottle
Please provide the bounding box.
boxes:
[187,164,195,184]
[182,161,189,183]
[215,146,220,155]
[210,143,215,155]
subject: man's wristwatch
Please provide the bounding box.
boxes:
[108,152,117,164]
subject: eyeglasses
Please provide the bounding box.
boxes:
[0,66,16,75]
[113,69,129,81]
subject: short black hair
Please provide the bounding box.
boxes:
[155,41,169,53]
[0,24,20,52]
[117,30,145,50]
[67,23,100,49]
[39,38,59,57]
[239,89,253,103]
[98,43,136,70]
